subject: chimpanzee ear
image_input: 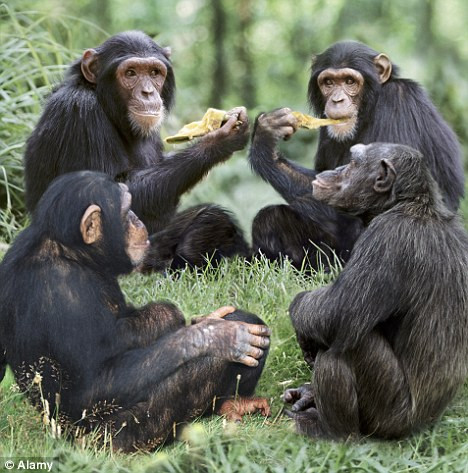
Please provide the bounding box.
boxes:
[374,159,396,193]
[81,49,99,84]
[80,205,102,244]
[373,53,392,84]
[162,47,172,59]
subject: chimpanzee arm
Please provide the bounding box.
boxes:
[116,302,186,349]
[128,108,249,222]
[289,219,402,353]
[88,317,270,407]
[249,109,317,203]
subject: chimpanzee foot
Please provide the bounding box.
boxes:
[218,397,271,422]
[284,407,323,437]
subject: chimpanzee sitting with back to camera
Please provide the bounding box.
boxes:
[283,142,468,439]
[24,31,250,272]
[0,171,270,452]
[249,41,464,270]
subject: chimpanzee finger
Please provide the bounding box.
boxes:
[236,107,248,123]
[245,346,264,359]
[236,354,260,367]
[191,305,236,324]
[282,388,301,403]
[270,107,292,116]
[291,397,312,412]
[283,409,297,419]
[246,323,271,337]
[209,305,236,318]
[226,106,247,120]
[247,334,270,349]
[255,399,271,417]
[219,114,238,134]
[282,126,295,140]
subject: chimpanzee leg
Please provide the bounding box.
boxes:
[216,311,270,398]
[252,204,337,270]
[142,204,250,272]
[252,204,362,270]
[106,310,268,452]
[293,331,411,439]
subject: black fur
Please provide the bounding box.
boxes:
[24,31,249,271]
[0,171,268,451]
[249,41,464,270]
[285,143,468,439]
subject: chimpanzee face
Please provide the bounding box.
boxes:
[115,57,168,137]
[118,184,149,266]
[79,184,149,266]
[317,68,364,141]
[312,143,396,215]
[80,44,171,139]
[315,54,392,142]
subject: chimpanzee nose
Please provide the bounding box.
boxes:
[141,88,154,98]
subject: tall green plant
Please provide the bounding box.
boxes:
[0,5,106,242]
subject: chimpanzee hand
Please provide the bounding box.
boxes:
[253,108,298,145]
[194,316,270,367]
[202,106,249,155]
[296,333,317,368]
[282,383,315,412]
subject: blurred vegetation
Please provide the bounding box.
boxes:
[0,0,467,241]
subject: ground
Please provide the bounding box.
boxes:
[1,257,467,473]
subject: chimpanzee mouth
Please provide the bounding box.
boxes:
[312,178,331,190]
[326,115,357,141]
[130,109,161,117]
[129,107,166,137]
[131,240,150,249]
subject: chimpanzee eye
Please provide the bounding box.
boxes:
[150,69,159,77]
[345,77,355,85]
[324,78,333,86]
[125,69,136,77]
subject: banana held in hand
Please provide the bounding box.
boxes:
[165,108,241,143]
[292,111,347,129]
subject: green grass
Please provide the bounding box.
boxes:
[1,258,467,473]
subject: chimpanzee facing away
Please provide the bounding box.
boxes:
[24,31,250,271]
[283,142,468,439]
[0,171,270,452]
[249,41,464,269]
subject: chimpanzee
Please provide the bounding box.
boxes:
[24,31,250,271]
[283,142,468,439]
[249,41,464,269]
[0,171,270,451]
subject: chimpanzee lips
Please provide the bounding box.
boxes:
[130,109,161,117]
[128,106,166,137]
[131,240,150,249]
[312,177,331,190]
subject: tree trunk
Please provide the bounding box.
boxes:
[236,0,256,108]
[210,0,227,108]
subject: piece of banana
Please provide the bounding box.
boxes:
[165,108,232,143]
[165,109,347,144]
[292,111,347,129]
